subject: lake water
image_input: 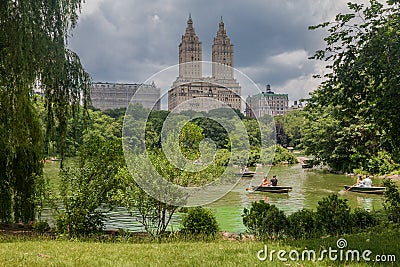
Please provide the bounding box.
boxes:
[43,164,384,233]
[205,164,384,233]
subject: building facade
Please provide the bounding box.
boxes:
[245,85,289,117]
[90,82,160,111]
[168,16,241,112]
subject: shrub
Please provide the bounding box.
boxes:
[248,149,260,167]
[242,201,288,239]
[287,209,319,239]
[367,151,397,175]
[316,194,352,236]
[351,208,379,230]
[273,145,298,165]
[55,210,104,237]
[32,221,50,233]
[54,135,124,237]
[383,179,400,223]
[181,207,219,237]
[214,149,230,166]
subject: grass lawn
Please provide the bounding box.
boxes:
[1,227,399,267]
[36,159,400,266]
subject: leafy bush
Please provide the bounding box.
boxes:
[32,221,50,233]
[259,146,275,165]
[316,194,352,236]
[367,151,397,175]
[181,207,219,237]
[273,145,298,165]
[287,209,319,239]
[351,208,379,230]
[242,201,288,239]
[55,135,124,237]
[214,149,230,166]
[242,195,389,240]
[247,149,261,167]
[383,179,400,223]
[55,210,104,237]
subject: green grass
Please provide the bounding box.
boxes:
[1,227,399,267]
[0,240,343,267]
[37,159,400,266]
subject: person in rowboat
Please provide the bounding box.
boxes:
[270,175,278,186]
[363,175,372,187]
[261,176,271,187]
[356,175,363,187]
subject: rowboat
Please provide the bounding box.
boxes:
[301,163,313,169]
[252,186,292,193]
[236,171,256,178]
[344,185,385,194]
[301,159,315,169]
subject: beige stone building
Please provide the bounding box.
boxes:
[90,82,160,111]
[168,16,241,112]
[245,85,289,117]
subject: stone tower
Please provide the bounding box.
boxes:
[169,16,241,112]
[178,14,202,79]
[212,17,234,79]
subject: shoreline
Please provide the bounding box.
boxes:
[0,223,253,241]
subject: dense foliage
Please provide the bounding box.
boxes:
[303,0,400,174]
[243,193,388,239]
[275,110,306,148]
[315,194,352,235]
[181,207,219,237]
[0,0,90,223]
[55,135,124,237]
[272,145,298,165]
[287,209,319,239]
[383,179,400,223]
[242,200,288,239]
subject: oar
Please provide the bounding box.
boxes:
[245,179,255,191]
[245,184,256,192]
[245,170,261,191]
[345,183,358,192]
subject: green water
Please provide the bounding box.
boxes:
[205,165,384,233]
[43,164,384,233]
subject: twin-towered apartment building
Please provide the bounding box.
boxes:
[90,15,291,117]
[167,15,242,112]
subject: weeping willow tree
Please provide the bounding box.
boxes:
[0,1,90,223]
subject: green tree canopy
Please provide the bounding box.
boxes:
[304,0,400,173]
[0,0,90,222]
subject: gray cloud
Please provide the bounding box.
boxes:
[69,0,370,104]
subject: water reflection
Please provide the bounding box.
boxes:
[355,197,374,211]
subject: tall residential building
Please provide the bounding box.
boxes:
[212,17,234,79]
[90,82,160,111]
[178,14,202,79]
[168,16,241,112]
[245,85,289,117]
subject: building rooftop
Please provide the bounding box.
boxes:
[248,84,288,98]
[248,92,289,98]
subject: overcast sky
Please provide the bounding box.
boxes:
[68,0,370,106]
